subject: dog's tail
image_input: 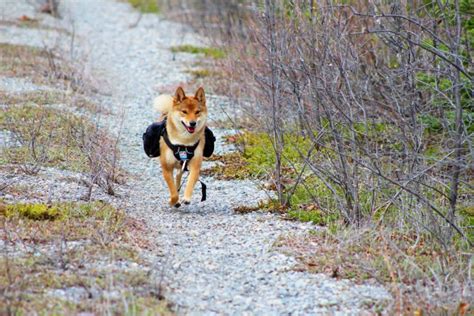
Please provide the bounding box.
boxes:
[153,95,173,114]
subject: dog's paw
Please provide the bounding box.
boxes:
[182,199,191,205]
[169,196,180,207]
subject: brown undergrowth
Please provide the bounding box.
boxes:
[0,43,88,92]
[0,15,172,314]
[275,228,472,315]
[0,201,172,314]
[0,40,123,195]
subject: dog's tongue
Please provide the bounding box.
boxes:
[186,126,196,133]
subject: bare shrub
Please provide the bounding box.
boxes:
[2,107,51,175]
[71,119,124,199]
[158,0,473,311]
[164,0,472,241]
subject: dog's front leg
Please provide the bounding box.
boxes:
[175,169,183,191]
[182,157,202,204]
[162,165,180,207]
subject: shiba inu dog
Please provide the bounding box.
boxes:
[153,87,208,207]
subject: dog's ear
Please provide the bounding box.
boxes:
[175,87,186,103]
[195,87,206,104]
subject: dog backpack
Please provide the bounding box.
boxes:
[203,127,216,158]
[142,121,216,159]
[142,121,166,158]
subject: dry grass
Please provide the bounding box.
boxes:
[0,105,90,173]
[0,18,71,35]
[275,227,473,315]
[0,90,106,114]
[202,152,251,180]
[0,43,91,92]
[233,205,261,214]
[0,201,173,315]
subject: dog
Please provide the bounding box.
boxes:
[153,87,208,207]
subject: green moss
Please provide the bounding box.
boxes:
[205,132,339,222]
[5,203,62,220]
[240,132,276,175]
[171,45,225,59]
[3,201,120,221]
[127,0,160,13]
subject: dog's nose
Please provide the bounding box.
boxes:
[189,121,197,127]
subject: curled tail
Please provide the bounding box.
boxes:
[153,95,173,114]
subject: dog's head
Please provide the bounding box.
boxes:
[172,87,207,134]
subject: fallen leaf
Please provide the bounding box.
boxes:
[18,15,35,22]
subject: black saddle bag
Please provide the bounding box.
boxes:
[204,127,216,158]
[143,121,216,159]
[142,121,165,158]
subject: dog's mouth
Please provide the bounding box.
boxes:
[182,122,196,133]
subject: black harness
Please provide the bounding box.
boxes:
[162,128,200,163]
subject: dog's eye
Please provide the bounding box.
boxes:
[195,111,201,115]
[182,110,188,114]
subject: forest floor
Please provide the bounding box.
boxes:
[0,0,391,314]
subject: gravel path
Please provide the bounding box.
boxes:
[4,0,391,314]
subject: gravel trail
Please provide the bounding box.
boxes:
[40,0,390,314]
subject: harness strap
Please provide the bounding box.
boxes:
[177,161,207,202]
[200,180,207,202]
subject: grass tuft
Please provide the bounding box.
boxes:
[127,0,159,13]
[202,152,251,180]
[171,45,225,59]
[187,68,213,79]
